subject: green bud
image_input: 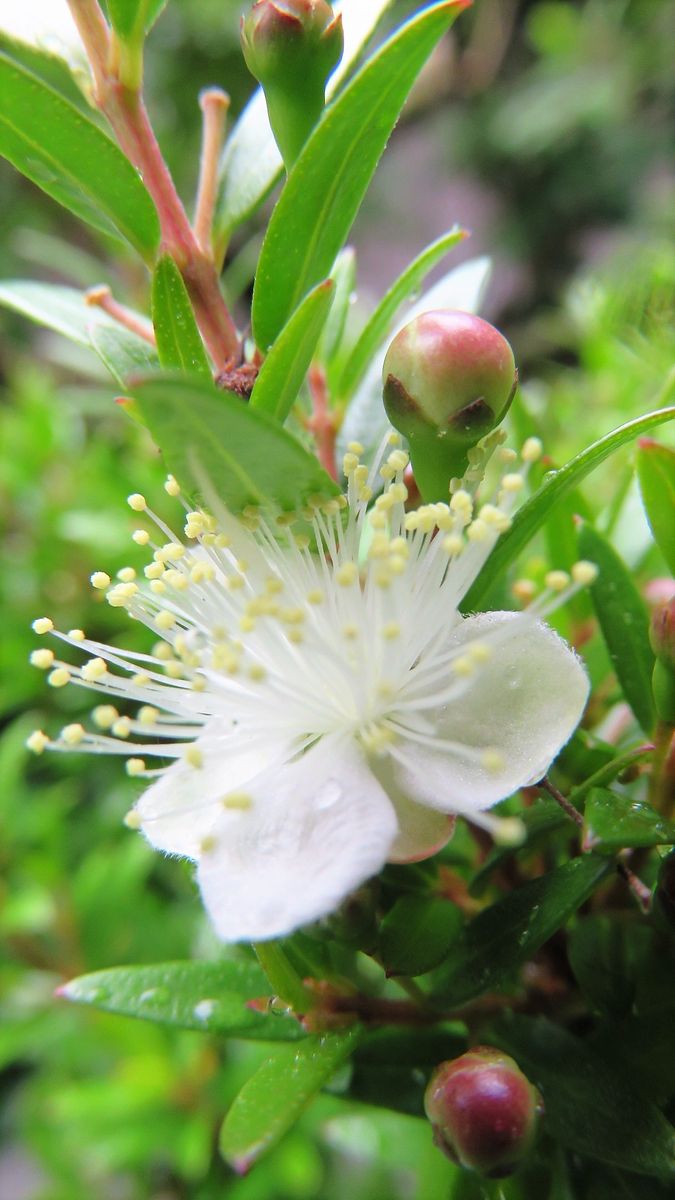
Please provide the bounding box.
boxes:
[424,1047,543,1178]
[650,598,675,724]
[382,311,517,500]
[240,0,343,169]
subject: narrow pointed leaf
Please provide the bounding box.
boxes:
[60,960,305,1040]
[251,1,469,350]
[0,55,159,258]
[338,225,467,399]
[583,788,675,853]
[578,521,655,734]
[0,30,97,116]
[220,1028,360,1171]
[250,279,334,423]
[131,374,339,512]
[461,407,675,614]
[318,247,356,368]
[636,439,675,573]
[428,856,611,1008]
[151,255,211,380]
[379,894,463,977]
[108,0,167,39]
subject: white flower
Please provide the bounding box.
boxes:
[29,434,593,942]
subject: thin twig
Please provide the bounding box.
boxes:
[194,88,230,258]
[537,776,583,827]
[85,284,156,344]
[616,860,652,914]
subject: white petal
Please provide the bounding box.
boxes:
[369,756,454,863]
[391,612,589,815]
[196,735,398,942]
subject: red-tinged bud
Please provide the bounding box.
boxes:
[650,598,675,724]
[382,311,517,500]
[240,1,343,168]
[424,1047,543,1177]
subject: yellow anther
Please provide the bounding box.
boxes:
[124,810,142,830]
[354,465,369,488]
[389,537,407,555]
[369,533,391,559]
[387,449,409,472]
[452,656,474,677]
[226,574,245,591]
[185,746,203,769]
[68,629,86,642]
[281,607,305,625]
[467,519,488,542]
[221,792,252,811]
[199,835,218,853]
[138,706,159,725]
[374,569,392,589]
[164,661,185,679]
[336,562,358,587]
[343,623,359,640]
[145,562,165,580]
[389,555,407,576]
[149,581,166,597]
[132,529,150,546]
[368,510,387,530]
[107,587,131,608]
[499,447,518,464]
[164,569,188,592]
[132,672,151,686]
[190,562,215,584]
[93,705,118,729]
[248,664,267,682]
[81,657,107,681]
[343,452,359,475]
[512,579,537,606]
[388,482,408,504]
[378,680,395,699]
[48,668,71,688]
[521,437,543,464]
[91,571,110,590]
[307,589,324,605]
[31,619,53,638]
[358,486,373,504]
[501,473,524,493]
[375,492,395,512]
[492,817,526,847]
[479,505,511,533]
[288,628,304,644]
[383,622,401,640]
[386,431,401,445]
[545,570,570,593]
[239,615,256,633]
[404,512,420,532]
[443,534,464,557]
[468,642,491,664]
[347,441,365,455]
[117,567,137,583]
[379,464,395,481]
[361,724,394,754]
[164,474,180,496]
[61,723,85,745]
[112,717,132,738]
[127,493,147,511]
[572,560,598,586]
[156,542,186,563]
[31,648,55,670]
[482,749,505,773]
[27,730,49,754]
[450,489,473,515]
[126,758,146,776]
[156,610,177,631]
[216,533,231,548]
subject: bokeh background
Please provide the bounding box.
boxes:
[1,1,674,1196]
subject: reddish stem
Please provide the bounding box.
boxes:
[307,363,338,480]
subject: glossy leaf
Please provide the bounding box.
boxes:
[214,0,396,240]
[220,1028,360,1171]
[0,55,159,259]
[250,279,335,423]
[59,959,305,1040]
[251,1,468,351]
[491,1014,675,1177]
[378,894,462,977]
[578,521,655,734]
[0,280,159,380]
[582,788,675,853]
[318,247,356,369]
[428,856,610,1008]
[107,0,167,39]
[338,225,467,399]
[131,374,339,512]
[568,915,641,1017]
[151,255,211,380]
[0,30,96,116]
[461,406,675,614]
[636,439,675,573]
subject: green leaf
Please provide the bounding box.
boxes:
[378,894,463,977]
[428,856,611,1008]
[636,439,675,573]
[349,1026,467,1116]
[461,406,675,614]
[338,225,467,400]
[131,374,339,512]
[318,247,356,369]
[214,0,396,241]
[151,255,211,380]
[568,915,642,1017]
[582,788,675,854]
[220,1028,360,1171]
[0,280,159,380]
[491,1015,675,1178]
[59,959,305,1040]
[0,30,98,116]
[0,54,159,259]
[251,1,468,351]
[250,279,335,423]
[578,522,655,734]
[107,0,167,39]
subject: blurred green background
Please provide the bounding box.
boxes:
[1,1,674,1196]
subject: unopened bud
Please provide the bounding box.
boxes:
[650,598,675,723]
[241,0,343,168]
[424,1047,543,1177]
[382,312,517,500]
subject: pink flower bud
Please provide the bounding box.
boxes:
[424,1046,543,1177]
[382,311,517,447]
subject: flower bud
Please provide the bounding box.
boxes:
[424,1046,543,1177]
[650,598,675,724]
[241,0,343,168]
[382,311,517,500]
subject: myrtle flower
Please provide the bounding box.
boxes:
[29,433,593,942]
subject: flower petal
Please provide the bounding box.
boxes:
[369,757,455,863]
[391,612,589,815]
[196,735,398,941]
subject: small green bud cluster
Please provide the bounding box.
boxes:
[424,1047,543,1177]
[241,1,343,168]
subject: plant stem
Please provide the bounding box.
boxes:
[253,941,313,1013]
[307,364,338,480]
[85,284,156,344]
[537,776,583,827]
[194,89,230,258]
[67,0,239,369]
